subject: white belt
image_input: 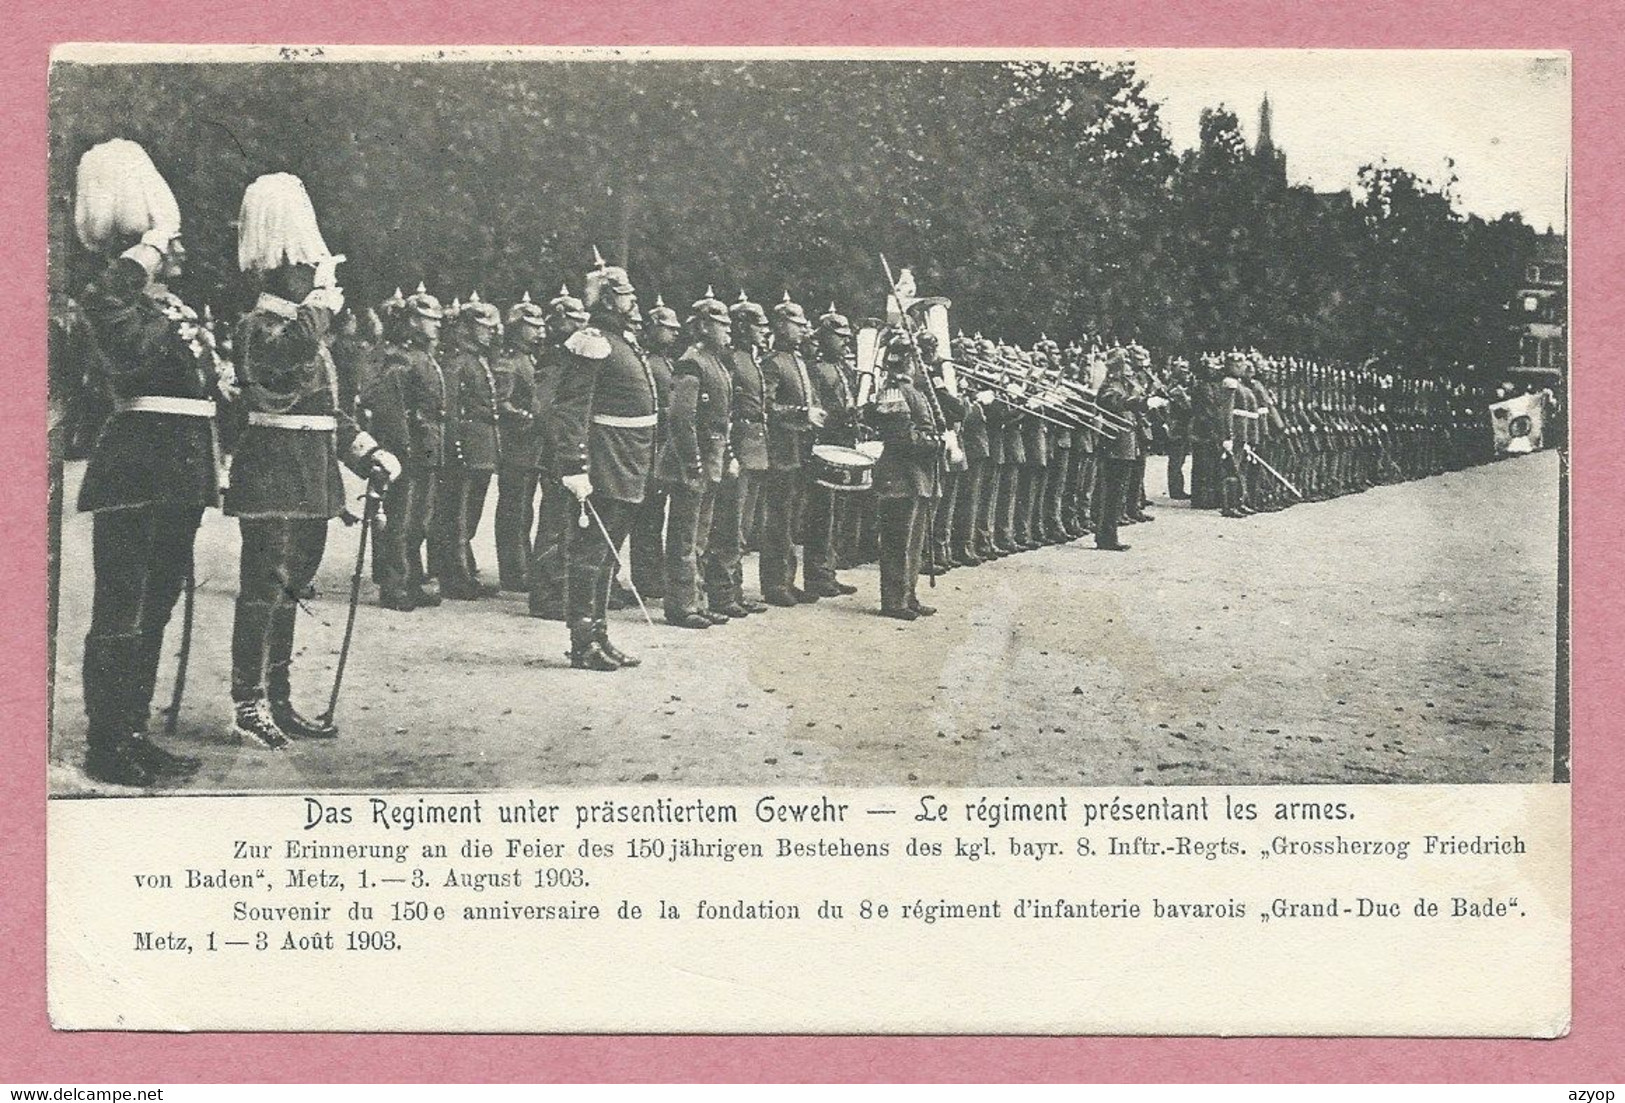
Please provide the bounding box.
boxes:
[115,396,216,418]
[248,412,338,431]
[592,413,657,429]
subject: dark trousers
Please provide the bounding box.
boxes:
[1191,443,1221,509]
[995,463,1020,547]
[759,467,807,596]
[1167,442,1189,498]
[932,467,960,559]
[630,483,668,599]
[231,517,328,704]
[376,466,437,597]
[83,504,204,744]
[1067,451,1095,531]
[1129,456,1148,517]
[878,494,927,612]
[1043,451,1069,535]
[663,480,717,618]
[1094,458,1132,549]
[494,464,539,590]
[803,476,841,585]
[433,466,492,592]
[564,494,635,625]
[952,459,987,553]
[703,468,763,605]
[1014,464,1041,544]
[529,475,572,610]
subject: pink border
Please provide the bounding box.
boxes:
[6,0,1622,1083]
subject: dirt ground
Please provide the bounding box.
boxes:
[48,451,1561,793]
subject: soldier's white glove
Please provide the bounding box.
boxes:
[1147,396,1169,410]
[808,406,828,429]
[562,473,594,501]
[726,457,740,479]
[1222,439,1234,454]
[370,449,402,486]
[302,286,346,315]
[977,389,996,406]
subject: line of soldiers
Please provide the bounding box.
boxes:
[1176,350,1504,516]
[61,136,1517,786]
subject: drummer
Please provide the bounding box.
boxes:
[804,304,861,597]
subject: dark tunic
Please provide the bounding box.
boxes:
[727,347,771,471]
[361,340,452,469]
[1097,375,1146,461]
[763,347,819,470]
[76,258,221,514]
[656,344,732,488]
[549,322,659,504]
[808,353,859,448]
[445,344,501,471]
[492,344,541,471]
[224,293,377,520]
[865,375,941,499]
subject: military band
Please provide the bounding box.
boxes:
[61,140,1529,784]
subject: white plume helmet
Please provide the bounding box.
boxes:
[236,172,332,273]
[74,139,181,254]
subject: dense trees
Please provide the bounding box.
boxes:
[49,58,1538,374]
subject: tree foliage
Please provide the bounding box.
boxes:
[49,58,1539,373]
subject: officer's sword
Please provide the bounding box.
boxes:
[582,497,657,630]
[1243,445,1304,500]
[163,556,196,740]
[321,482,382,725]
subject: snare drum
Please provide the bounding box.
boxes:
[810,444,876,492]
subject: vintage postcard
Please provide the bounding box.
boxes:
[44,45,1569,1036]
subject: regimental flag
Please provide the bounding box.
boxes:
[1490,392,1548,455]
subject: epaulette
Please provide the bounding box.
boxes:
[565,327,612,360]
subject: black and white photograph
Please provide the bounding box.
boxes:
[45,46,1569,796]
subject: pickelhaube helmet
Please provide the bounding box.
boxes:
[549,282,590,323]
[647,293,682,331]
[730,290,770,327]
[506,289,546,327]
[404,282,444,321]
[817,302,853,338]
[379,287,407,319]
[582,245,634,309]
[460,290,500,329]
[690,286,730,326]
[772,290,811,327]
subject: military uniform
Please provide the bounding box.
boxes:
[759,301,823,604]
[227,290,386,742]
[437,302,502,598]
[703,299,771,615]
[1093,355,1141,551]
[551,280,659,669]
[866,356,943,618]
[804,309,860,595]
[657,309,732,628]
[492,304,543,593]
[361,297,450,610]
[77,252,220,782]
[630,303,680,603]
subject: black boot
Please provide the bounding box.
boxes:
[232,698,290,750]
[126,732,202,777]
[84,736,161,787]
[596,623,641,668]
[568,620,620,672]
[265,607,338,740]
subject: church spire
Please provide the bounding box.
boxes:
[1254,93,1285,181]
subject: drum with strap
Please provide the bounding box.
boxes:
[810,443,876,492]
